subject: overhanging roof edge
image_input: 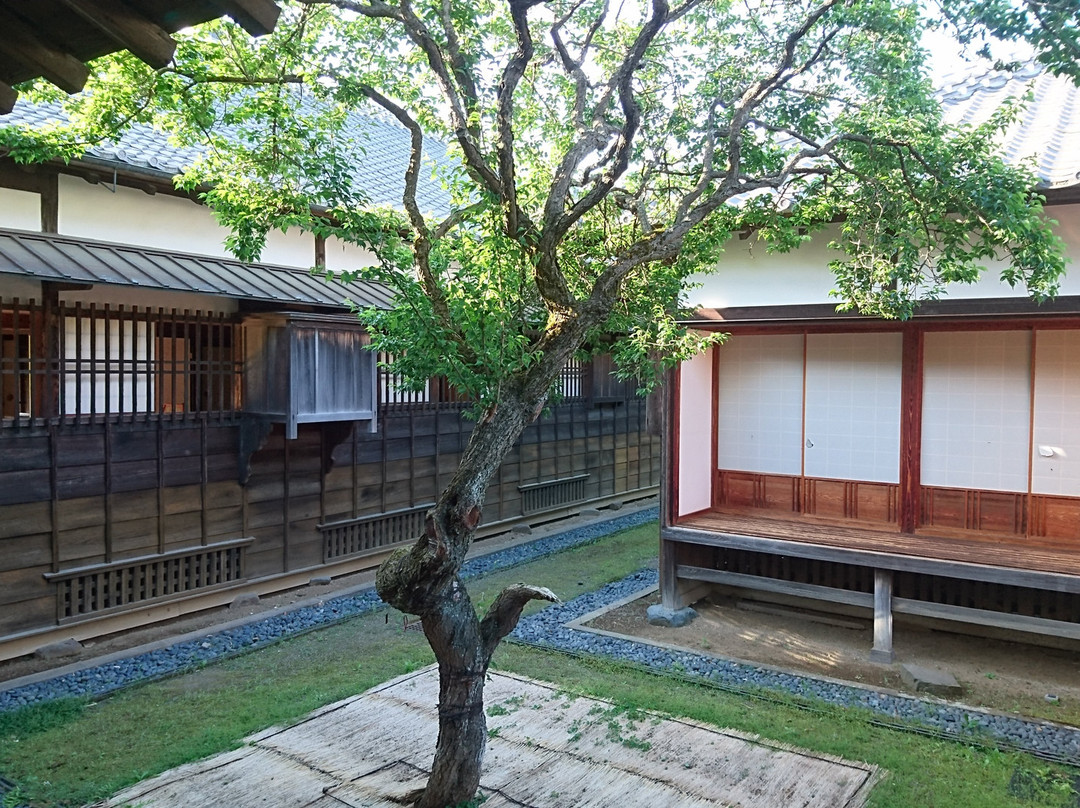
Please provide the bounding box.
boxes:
[0,228,394,310]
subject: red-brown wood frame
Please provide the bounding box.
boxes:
[678,314,1080,548]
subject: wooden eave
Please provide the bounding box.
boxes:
[0,0,281,115]
[683,295,1080,331]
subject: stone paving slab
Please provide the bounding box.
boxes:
[96,667,881,808]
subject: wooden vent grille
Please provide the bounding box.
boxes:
[519,474,589,514]
[47,539,252,620]
[321,504,432,562]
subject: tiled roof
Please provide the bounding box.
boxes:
[939,62,1080,191]
[4,98,454,216]
[0,228,395,310]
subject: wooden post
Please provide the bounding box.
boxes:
[871,568,895,663]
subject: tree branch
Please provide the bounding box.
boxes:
[480,583,560,658]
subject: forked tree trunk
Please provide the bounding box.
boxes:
[375,377,565,808]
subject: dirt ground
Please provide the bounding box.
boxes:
[588,589,1080,727]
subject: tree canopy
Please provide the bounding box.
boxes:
[2,0,1072,404]
[3,1,1076,804]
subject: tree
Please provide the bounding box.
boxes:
[2,1,1075,804]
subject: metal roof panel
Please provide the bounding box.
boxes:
[0,229,394,310]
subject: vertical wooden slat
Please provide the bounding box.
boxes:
[104,417,113,563]
[899,325,923,534]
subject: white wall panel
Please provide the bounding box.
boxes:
[0,276,42,300]
[0,187,40,231]
[59,286,237,313]
[1032,330,1080,496]
[59,176,233,258]
[687,205,1080,308]
[678,348,713,516]
[804,333,902,483]
[262,228,316,269]
[921,331,1031,492]
[58,176,316,269]
[324,236,378,272]
[716,334,804,475]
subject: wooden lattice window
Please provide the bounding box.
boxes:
[45,538,252,620]
[320,504,432,561]
[519,474,589,514]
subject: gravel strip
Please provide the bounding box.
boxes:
[5,507,1079,768]
[0,508,658,712]
[511,568,1080,766]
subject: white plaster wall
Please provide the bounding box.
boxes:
[715,333,804,475]
[58,286,237,314]
[262,228,316,269]
[677,347,713,516]
[804,333,902,483]
[1031,329,1080,496]
[0,275,43,301]
[0,187,40,232]
[921,330,1031,492]
[324,236,379,272]
[59,175,234,258]
[689,230,838,309]
[689,205,1080,308]
[57,175,317,269]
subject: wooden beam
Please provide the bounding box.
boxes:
[40,172,59,233]
[678,563,1080,643]
[58,0,177,69]
[676,565,874,608]
[221,0,281,36]
[870,569,894,663]
[0,81,16,115]
[892,597,1080,641]
[663,524,1080,593]
[0,8,90,94]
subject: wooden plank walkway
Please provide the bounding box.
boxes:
[678,512,1080,578]
[97,667,880,808]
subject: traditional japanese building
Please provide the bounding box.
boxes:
[0,98,659,660]
[661,64,1080,659]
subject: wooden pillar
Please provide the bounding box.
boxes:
[870,568,895,663]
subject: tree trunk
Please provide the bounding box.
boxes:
[415,599,489,808]
[375,380,564,807]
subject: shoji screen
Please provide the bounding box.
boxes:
[1032,330,1080,497]
[921,331,1031,493]
[715,334,804,475]
[803,333,902,483]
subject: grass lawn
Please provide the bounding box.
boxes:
[1,521,1077,807]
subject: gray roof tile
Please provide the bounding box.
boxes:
[4,98,454,215]
[939,62,1080,190]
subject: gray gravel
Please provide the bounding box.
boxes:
[3,505,1079,769]
[0,507,658,712]
[511,568,1080,766]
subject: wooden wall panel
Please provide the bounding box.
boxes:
[919,487,1026,537]
[715,470,801,515]
[56,524,105,564]
[0,501,51,540]
[0,532,51,572]
[1030,495,1080,544]
[0,395,661,643]
[803,479,898,525]
[0,436,49,473]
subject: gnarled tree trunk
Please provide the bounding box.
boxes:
[375,370,567,808]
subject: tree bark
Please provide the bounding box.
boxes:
[375,369,569,807]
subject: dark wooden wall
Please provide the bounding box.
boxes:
[0,397,659,640]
